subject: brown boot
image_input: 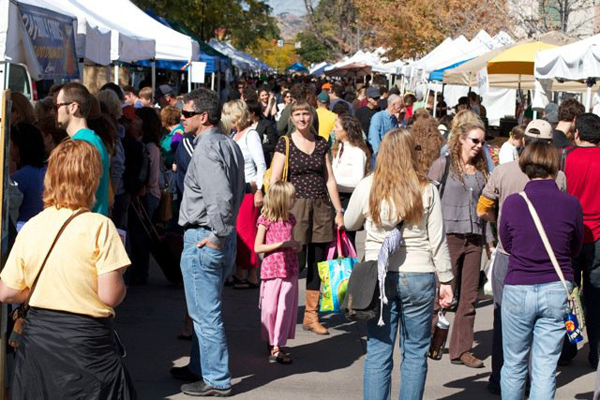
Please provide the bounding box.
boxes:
[303,290,329,335]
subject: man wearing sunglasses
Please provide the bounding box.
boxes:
[55,83,109,216]
[177,88,245,397]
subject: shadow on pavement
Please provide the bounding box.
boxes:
[439,372,492,399]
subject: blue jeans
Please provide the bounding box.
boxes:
[180,227,236,389]
[501,281,572,400]
[364,272,435,400]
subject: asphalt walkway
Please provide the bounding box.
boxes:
[115,232,596,399]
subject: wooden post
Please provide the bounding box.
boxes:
[0,89,11,400]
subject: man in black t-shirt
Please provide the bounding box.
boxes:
[355,86,381,135]
[553,98,584,149]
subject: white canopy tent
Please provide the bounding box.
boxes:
[17,0,112,66]
[208,39,270,73]
[535,34,600,109]
[76,0,196,62]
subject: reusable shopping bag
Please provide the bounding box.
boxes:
[318,230,358,313]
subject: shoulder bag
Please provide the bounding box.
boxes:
[263,135,289,193]
[518,191,585,342]
[9,209,87,349]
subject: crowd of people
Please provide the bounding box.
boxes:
[0,73,598,399]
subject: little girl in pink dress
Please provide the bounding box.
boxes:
[254,181,302,364]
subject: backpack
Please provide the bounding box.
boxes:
[431,153,451,199]
[122,137,150,195]
[342,260,379,321]
[559,146,578,172]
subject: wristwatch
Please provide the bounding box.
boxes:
[336,208,345,214]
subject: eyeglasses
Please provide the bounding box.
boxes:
[53,102,73,112]
[181,110,203,119]
[468,137,485,146]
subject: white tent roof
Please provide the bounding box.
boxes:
[76,0,197,62]
[17,0,113,65]
[535,34,600,80]
[402,36,469,77]
[424,30,505,75]
[208,39,270,72]
[0,0,43,78]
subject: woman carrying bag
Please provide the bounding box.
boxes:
[269,101,345,335]
[344,128,453,400]
[499,141,583,399]
[0,140,135,399]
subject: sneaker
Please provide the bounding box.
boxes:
[451,352,485,368]
[170,365,200,381]
[181,381,232,397]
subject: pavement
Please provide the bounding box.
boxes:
[116,231,597,399]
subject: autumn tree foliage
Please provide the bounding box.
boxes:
[247,39,299,73]
[354,0,511,59]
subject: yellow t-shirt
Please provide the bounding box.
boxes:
[1,207,130,318]
[316,107,337,141]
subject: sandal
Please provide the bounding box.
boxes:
[233,279,250,290]
[246,280,260,289]
[268,347,293,364]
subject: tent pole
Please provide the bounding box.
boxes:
[151,61,156,103]
[79,58,84,82]
[114,64,119,84]
[586,85,593,111]
[188,67,192,93]
[433,89,438,118]
[106,65,111,85]
[211,72,215,90]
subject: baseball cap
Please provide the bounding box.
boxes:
[366,86,380,99]
[321,83,331,90]
[525,119,553,140]
[317,91,330,103]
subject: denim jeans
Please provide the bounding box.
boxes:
[364,272,435,400]
[181,227,236,389]
[501,281,572,400]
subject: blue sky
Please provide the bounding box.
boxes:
[266,0,308,15]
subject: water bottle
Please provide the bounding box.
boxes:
[428,310,450,360]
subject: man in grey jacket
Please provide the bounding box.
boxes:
[176,88,245,397]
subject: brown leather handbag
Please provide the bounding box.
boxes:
[9,210,87,349]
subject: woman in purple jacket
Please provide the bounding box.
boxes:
[499,141,583,399]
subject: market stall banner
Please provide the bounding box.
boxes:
[18,3,79,79]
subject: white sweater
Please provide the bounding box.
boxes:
[332,142,367,193]
[344,176,453,282]
[235,128,267,189]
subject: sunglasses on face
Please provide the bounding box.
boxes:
[54,102,73,112]
[181,110,203,119]
[468,137,485,146]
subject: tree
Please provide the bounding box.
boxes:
[501,0,599,38]
[355,0,511,59]
[295,31,330,64]
[131,0,280,51]
[303,0,366,60]
[246,39,298,73]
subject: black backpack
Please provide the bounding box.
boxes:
[342,260,379,322]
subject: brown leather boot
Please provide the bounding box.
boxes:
[303,290,329,335]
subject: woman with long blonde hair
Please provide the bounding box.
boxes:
[428,121,494,369]
[345,128,453,400]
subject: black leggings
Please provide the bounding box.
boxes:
[298,243,328,291]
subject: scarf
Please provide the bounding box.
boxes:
[377,222,404,326]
